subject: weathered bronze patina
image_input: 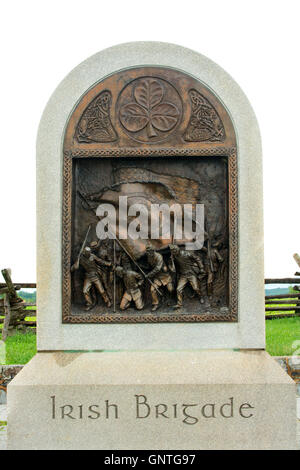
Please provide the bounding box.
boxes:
[62,67,237,323]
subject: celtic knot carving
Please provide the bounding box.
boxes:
[184,89,225,142]
[76,90,117,143]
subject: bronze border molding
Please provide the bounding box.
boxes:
[62,146,238,323]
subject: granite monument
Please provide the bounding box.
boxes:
[7,42,297,450]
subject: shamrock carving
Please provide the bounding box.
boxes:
[120,79,180,138]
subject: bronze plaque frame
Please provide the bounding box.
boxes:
[62,67,238,323]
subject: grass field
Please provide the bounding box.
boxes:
[265,316,300,356]
[0,316,299,364]
[0,308,37,364]
[1,331,36,364]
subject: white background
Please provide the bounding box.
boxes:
[0,0,299,282]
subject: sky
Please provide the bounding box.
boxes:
[0,0,300,282]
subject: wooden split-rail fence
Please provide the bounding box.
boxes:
[0,269,36,341]
[1,271,300,340]
[265,277,300,320]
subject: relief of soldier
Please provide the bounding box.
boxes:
[71,245,112,310]
[202,240,224,299]
[145,244,174,311]
[114,266,144,311]
[169,244,205,309]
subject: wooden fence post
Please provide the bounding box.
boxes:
[1,268,20,341]
[293,253,300,277]
[1,268,19,303]
[2,293,11,342]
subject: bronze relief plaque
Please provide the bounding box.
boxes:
[62,67,237,323]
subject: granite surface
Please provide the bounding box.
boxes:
[37,42,264,351]
[7,351,297,450]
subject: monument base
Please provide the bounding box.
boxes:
[7,350,297,450]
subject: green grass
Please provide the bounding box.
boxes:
[266,316,300,356]
[0,331,36,365]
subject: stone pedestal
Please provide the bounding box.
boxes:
[7,350,297,450]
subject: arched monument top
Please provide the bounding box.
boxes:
[37,42,264,350]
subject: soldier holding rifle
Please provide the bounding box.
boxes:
[71,227,112,310]
[169,244,205,309]
[115,266,144,311]
[145,244,174,311]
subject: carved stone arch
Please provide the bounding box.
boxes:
[36,41,265,350]
[64,66,236,149]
